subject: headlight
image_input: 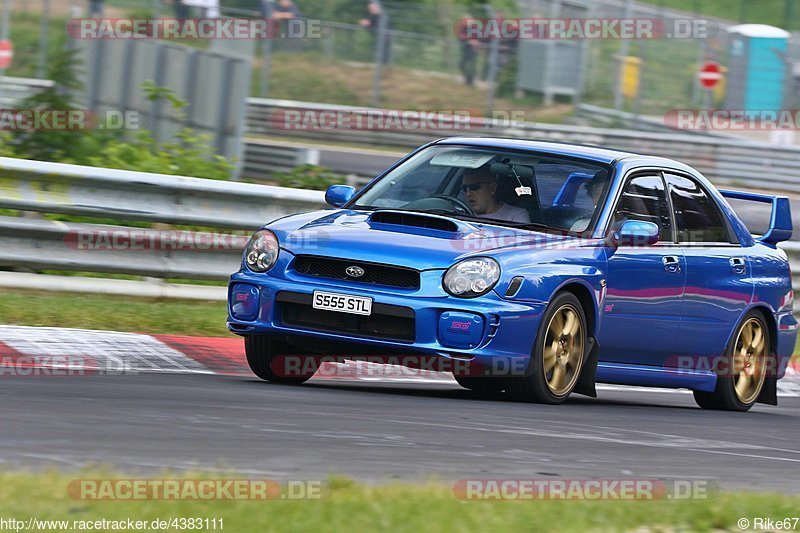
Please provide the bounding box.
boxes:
[443,258,500,298]
[244,230,279,272]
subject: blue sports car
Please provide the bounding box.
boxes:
[228,138,797,411]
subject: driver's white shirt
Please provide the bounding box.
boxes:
[477,203,531,223]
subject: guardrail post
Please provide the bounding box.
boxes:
[259,0,274,97]
[372,1,388,108]
[298,149,320,166]
[483,4,499,116]
[0,0,10,103]
[36,0,50,80]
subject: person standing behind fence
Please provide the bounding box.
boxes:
[170,0,189,19]
[456,14,480,86]
[88,0,104,17]
[359,1,390,65]
[271,0,303,49]
[273,0,302,20]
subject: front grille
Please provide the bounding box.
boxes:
[292,255,420,289]
[277,292,416,342]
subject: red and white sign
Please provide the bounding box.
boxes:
[0,39,12,69]
[698,61,722,89]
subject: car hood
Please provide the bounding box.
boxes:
[267,209,574,270]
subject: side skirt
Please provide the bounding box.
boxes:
[596,362,717,392]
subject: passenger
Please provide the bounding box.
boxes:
[461,167,531,223]
[569,171,607,233]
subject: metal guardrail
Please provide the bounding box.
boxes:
[0,157,325,230]
[0,157,325,282]
[6,77,800,195]
[241,139,320,180]
[245,98,800,196]
[0,216,241,281]
[0,77,53,108]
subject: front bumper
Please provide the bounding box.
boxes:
[227,267,546,369]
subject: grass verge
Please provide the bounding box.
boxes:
[1,470,799,533]
[0,289,229,337]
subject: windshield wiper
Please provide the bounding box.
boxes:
[413,209,561,233]
[501,221,561,233]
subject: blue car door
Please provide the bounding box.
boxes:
[663,173,754,366]
[599,173,686,366]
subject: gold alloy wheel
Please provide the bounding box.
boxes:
[732,318,768,404]
[543,304,584,396]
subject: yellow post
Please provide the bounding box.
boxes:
[621,56,642,99]
[714,65,728,105]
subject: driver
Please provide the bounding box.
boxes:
[461,167,531,223]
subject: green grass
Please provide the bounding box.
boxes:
[1,470,800,532]
[0,289,229,337]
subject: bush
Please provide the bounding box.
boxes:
[273,164,347,190]
[3,44,235,180]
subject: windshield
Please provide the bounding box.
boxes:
[352,145,613,233]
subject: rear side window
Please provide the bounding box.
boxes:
[664,174,730,243]
[613,174,673,242]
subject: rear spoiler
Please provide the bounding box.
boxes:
[720,189,793,244]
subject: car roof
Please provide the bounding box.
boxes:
[434,137,690,169]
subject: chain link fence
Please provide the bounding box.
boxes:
[5,0,800,122]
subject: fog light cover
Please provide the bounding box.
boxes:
[438,312,484,349]
[230,283,259,321]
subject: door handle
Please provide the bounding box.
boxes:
[730,257,746,275]
[662,255,681,273]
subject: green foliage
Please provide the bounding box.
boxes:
[88,82,234,179]
[273,164,346,190]
[87,129,234,180]
[9,45,93,163]
[3,43,234,180]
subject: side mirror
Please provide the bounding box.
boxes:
[612,220,659,246]
[325,185,356,208]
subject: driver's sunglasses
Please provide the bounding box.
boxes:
[460,182,490,192]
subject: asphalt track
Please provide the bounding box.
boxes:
[3,372,800,492]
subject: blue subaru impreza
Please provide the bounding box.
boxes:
[228,137,796,411]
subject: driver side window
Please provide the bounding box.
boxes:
[614,175,673,241]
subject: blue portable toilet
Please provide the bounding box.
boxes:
[725,24,790,112]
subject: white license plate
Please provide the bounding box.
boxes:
[312,291,373,316]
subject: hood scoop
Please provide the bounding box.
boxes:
[368,210,463,233]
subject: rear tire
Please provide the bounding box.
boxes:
[454,375,506,393]
[506,292,587,404]
[693,311,770,412]
[244,335,315,384]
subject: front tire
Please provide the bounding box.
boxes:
[693,312,769,411]
[506,292,587,404]
[245,335,315,384]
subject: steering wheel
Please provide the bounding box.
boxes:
[430,194,475,216]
